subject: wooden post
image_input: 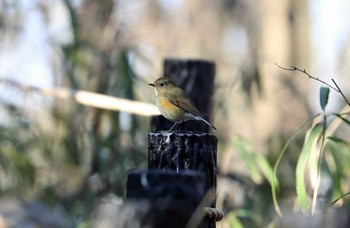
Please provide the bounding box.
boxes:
[122,59,220,228]
[125,170,207,228]
[148,131,218,228]
[149,59,219,227]
[148,132,217,208]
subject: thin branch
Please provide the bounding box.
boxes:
[275,63,350,107]
[326,191,350,210]
[275,63,338,91]
[332,79,350,106]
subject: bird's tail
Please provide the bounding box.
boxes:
[197,115,217,130]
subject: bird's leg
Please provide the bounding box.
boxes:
[169,122,179,131]
[178,124,182,131]
[178,120,187,131]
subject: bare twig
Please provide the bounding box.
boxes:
[331,79,350,106]
[275,63,338,91]
[275,63,350,107]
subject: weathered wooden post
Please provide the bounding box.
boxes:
[126,170,207,228]
[147,132,218,227]
[125,59,221,228]
[148,132,217,209]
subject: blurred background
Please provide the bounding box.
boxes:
[0,0,350,227]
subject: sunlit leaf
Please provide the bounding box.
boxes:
[296,123,324,212]
[272,114,320,217]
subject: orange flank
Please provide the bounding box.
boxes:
[158,97,184,120]
[160,97,176,110]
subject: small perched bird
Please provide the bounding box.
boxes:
[149,77,216,131]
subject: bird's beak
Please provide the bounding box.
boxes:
[148,83,155,87]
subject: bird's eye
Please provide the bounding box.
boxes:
[160,83,165,87]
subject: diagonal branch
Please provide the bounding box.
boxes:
[332,79,350,106]
[275,63,349,107]
[275,63,338,91]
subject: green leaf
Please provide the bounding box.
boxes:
[226,212,244,228]
[233,137,261,183]
[233,137,277,188]
[333,113,350,126]
[254,152,278,188]
[272,113,320,217]
[226,209,263,228]
[319,87,330,112]
[328,192,350,208]
[327,136,350,147]
[234,209,263,225]
[327,136,350,169]
[296,123,324,212]
[324,145,344,203]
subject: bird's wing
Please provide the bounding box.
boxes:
[165,89,217,130]
[166,96,200,117]
[175,98,200,115]
[164,87,200,115]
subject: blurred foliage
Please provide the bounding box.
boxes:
[0,0,148,226]
[1,0,350,227]
[230,87,350,227]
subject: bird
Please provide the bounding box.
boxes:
[149,77,216,131]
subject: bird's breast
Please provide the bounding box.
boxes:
[156,97,189,121]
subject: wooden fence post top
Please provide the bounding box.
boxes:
[120,58,220,227]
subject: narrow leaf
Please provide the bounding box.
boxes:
[233,137,277,187]
[233,137,261,183]
[253,152,278,189]
[319,87,330,112]
[324,149,344,204]
[333,113,350,126]
[327,136,350,147]
[272,113,320,217]
[296,123,324,212]
[327,136,350,168]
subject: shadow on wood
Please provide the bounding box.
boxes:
[124,170,208,228]
[148,131,217,208]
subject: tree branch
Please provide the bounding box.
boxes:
[332,79,350,106]
[275,63,338,91]
[275,63,349,107]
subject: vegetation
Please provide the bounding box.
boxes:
[0,1,349,227]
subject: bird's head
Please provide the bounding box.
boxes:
[149,77,176,96]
